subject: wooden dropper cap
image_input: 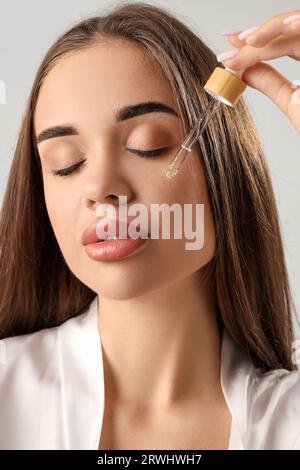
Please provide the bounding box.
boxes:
[203,66,247,106]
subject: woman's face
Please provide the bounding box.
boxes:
[34,39,216,299]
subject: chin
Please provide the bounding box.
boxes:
[87,278,156,301]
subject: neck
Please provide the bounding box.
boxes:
[96,264,222,414]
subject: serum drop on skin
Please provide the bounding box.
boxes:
[165,67,247,179]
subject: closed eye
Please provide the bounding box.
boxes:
[52,147,170,177]
[127,146,170,158]
[52,160,87,177]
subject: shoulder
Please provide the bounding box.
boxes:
[0,296,98,392]
[221,329,300,449]
[0,301,98,449]
[0,320,61,448]
[0,315,74,403]
[0,312,81,371]
[0,322,58,372]
[0,297,100,450]
[0,303,95,379]
[247,364,300,449]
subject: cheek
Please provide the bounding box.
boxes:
[144,149,216,275]
[43,181,77,259]
[187,159,216,266]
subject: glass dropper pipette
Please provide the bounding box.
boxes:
[165,98,222,179]
[165,66,247,179]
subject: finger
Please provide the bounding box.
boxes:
[219,35,300,71]
[244,10,300,47]
[217,34,248,65]
[241,62,294,117]
[225,34,246,49]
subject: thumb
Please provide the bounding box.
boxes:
[240,62,293,117]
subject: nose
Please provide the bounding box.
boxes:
[82,143,133,211]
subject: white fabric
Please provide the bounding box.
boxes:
[0,295,300,450]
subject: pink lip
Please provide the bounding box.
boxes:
[84,237,148,261]
[82,219,143,245]
[81,219,149,262]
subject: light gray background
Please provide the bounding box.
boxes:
[0,0,299,332]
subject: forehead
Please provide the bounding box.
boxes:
[34,40,179,133]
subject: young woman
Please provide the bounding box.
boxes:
[0,2,299,450]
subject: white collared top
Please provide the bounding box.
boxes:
[0,295,300,450]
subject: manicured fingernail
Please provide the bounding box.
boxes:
[220,30,241,36]
[238,26,260,40]
[283,14,300,24]
[217,49,239,62]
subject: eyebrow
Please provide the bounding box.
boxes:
[35,101,179,145]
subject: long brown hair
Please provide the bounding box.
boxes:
[0,1,297,372]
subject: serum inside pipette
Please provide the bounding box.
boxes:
[165,66,247,179]
[165,98,222,178]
